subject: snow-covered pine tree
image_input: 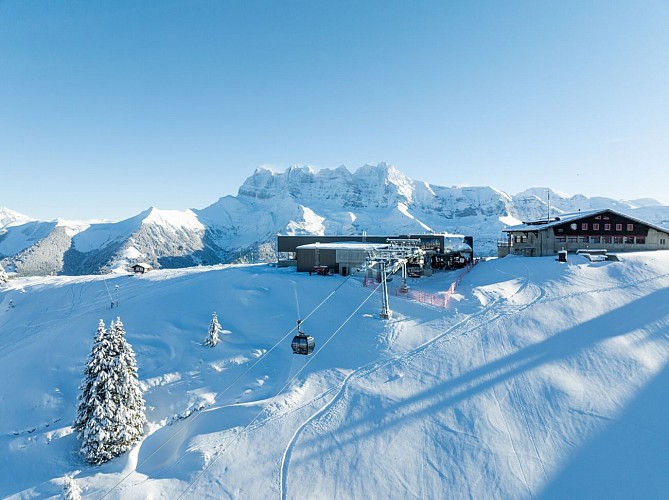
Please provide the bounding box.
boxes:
[204,311,222,347]
[73,319,111,463]
[108,317,146,453]
[62,474,82,500]
[73,318,146,465]
[0,263,7,284]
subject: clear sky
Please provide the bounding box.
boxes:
[1,1,668,221]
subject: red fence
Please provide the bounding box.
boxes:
[362,261,477,309]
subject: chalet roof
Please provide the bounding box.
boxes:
[132,263,152,269]
[504,208,669,234]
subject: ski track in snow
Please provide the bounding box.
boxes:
[278,256,665,498]
[5,255,669,498]
[276,292,515,497]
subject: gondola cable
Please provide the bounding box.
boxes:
[176,279,382,499]
[100,271,360,498]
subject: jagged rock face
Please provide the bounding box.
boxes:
[1,164,668,275]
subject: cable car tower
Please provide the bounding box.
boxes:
[364,238,424,319]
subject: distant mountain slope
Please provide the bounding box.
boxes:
[2,163,669,275]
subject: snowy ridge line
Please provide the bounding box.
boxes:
[100,272,358,499]
[177,280,383,499]
[540,269,669,303]
[4,164,669,275]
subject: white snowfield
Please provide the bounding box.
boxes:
[1,252,669,498]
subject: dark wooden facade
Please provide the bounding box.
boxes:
[499,209,669,257]
[131,263,152,274]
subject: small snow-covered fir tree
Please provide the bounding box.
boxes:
[62,474,82,500]
[0,263,7,284]
[74,318,146,465]
[203,311,223,347]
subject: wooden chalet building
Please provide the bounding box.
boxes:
[498,209,669,257]
[131,263,152,274]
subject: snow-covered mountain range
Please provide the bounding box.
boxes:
[2,163,669,275]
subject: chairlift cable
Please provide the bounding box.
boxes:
[100,271,360,498]
[176,279,382,499]
[99,267,114,304]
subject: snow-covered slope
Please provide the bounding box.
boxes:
[0,208,32,229]
[2,164,669,275]
[2,252,669,498]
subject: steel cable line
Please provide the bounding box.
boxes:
[100,271,360,498]
[176,279,382,499]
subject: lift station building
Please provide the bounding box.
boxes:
[278,234,473,275]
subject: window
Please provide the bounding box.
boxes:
[590,236,601,244]
[636,237,645,244]
[580,236,589,243]
[625,236,634,244]
[557,228,564,233]
[627,223,634,231]
[582,223,588,230]
[556,236,566,243]
[568,236,578,243]
[616,223,623,231]
[602,236,612,244]
[593,223,600,231]
[604,224,611,231]
[661,238,666,245]
[614,236,623,244]
[595,215,602,220]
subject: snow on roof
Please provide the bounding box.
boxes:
[296,242,389,251]
[504,208,669,233]
[445,242,473,253]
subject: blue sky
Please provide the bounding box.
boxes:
[1,1,668,221]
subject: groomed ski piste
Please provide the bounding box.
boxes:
[1,252,669,499]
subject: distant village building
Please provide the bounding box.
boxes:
[131,263,152,274]
[498,209,669,257]
[278,234,473,275]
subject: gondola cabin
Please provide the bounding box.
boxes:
[291,320,315,355]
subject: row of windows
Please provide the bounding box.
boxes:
[559,222,635,232]
[556,235,645,244]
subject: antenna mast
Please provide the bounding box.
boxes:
[547,189,550,222]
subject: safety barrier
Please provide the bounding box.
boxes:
[362,260,477,309]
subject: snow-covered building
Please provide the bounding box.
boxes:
[498,209,669,257]
[295,242,388,275]
[279,234,473,274]
[130,263,152,274]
